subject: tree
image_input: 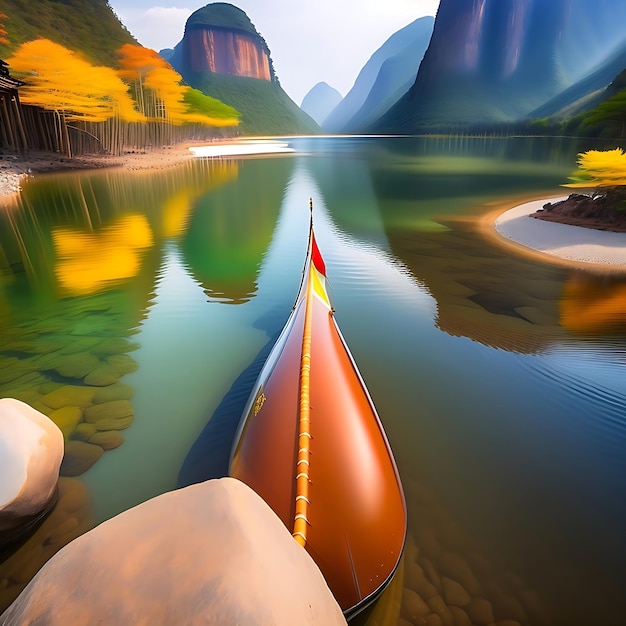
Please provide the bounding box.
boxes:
[566,148,626,188]
[0,13,9,46]
[7,39,143,156]
[117,44,239,127]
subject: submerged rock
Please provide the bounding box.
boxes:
[59,441,103,476]
[0,478,346,625]
[0,399,63,539]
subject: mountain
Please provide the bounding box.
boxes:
[168,3,319,136]
[323,16,434,134]
[374,0,626,133]
[300,82,342,127]
[0,0,136,66]
[530,40,626,119]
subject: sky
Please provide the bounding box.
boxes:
[108,1,440,105]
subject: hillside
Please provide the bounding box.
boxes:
[0,0,136,66]
[530,40,626,119]
[187,71,318,135]
[373,0,626,133]
[169,3,319,136]
[323,16,433,134]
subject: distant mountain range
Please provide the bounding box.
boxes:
[1,0,625,139]
[372,0,626,133]
[300,82,342,128]
[320,16,434,134]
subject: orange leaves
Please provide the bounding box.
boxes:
[143,65,189,124]
[7,39,143,123]
[117,44,239,127]
[116,43,169,81]
[0,12,9,47]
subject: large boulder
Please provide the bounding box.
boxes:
[1,477,347,625]
[0,398,64,538]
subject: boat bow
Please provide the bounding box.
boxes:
[230,202,406,616]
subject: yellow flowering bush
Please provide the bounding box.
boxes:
[566,148,626,187]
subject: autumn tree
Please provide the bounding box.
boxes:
[0,13,9,47]
[117,44,239,143]
[7,38,144,156]
[116,43,169,118]
[566,148,626,188]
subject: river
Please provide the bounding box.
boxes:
[1,136,625,625]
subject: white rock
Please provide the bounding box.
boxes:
[1,477,347,625]
[0,398,64,535]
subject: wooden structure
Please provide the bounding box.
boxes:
[0,59,27,151]
[230,204,407,618]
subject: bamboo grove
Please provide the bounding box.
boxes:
[4,36,241,157]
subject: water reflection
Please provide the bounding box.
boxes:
[53,214,153,296]
[181,158,293,304]
[385,217,569,353]
[560,271,626,335]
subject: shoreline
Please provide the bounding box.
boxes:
[4,148,626,272]
[488,197,626,271]
[0,141,249,201]
[0,138,296,202]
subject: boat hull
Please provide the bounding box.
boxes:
[230,230,406,615]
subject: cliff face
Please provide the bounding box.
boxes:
[374,0,626,132]
[184,28,271,80]
[170,3,274,83]
[168,3,318,136]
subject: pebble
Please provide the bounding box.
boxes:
[94,416,134,431]
[441,576,471,607]
[60,441,103,476]
[92,382,135,403]
[71,422,97,441]
[448,606,472,626]
[402,588,431,621]
[465,597,496,625]
[83,399,134,423]
[88,431,124,450]
[42,385,95,410]
[49,406,83,437]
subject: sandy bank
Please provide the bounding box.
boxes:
[0,139,298,202]
[0,144,199,200]
[492,197,626,271]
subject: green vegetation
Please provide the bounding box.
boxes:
[183,87,240,123]
[0,0,136,66]
[190,72,318,136]
[187,3,259,38]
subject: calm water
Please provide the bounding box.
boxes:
[1,137,625,625]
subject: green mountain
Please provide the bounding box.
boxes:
[0,0,136,66]
[167,3,319,136]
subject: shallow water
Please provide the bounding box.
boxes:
[1,136,625,624]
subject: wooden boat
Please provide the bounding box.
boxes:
[229,201,406,617]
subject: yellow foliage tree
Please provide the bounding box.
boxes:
[566,148,626,187]
[117,44,239,128]
[0,13,9,47]
[7,39,144,155]
[116,43,169,118]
